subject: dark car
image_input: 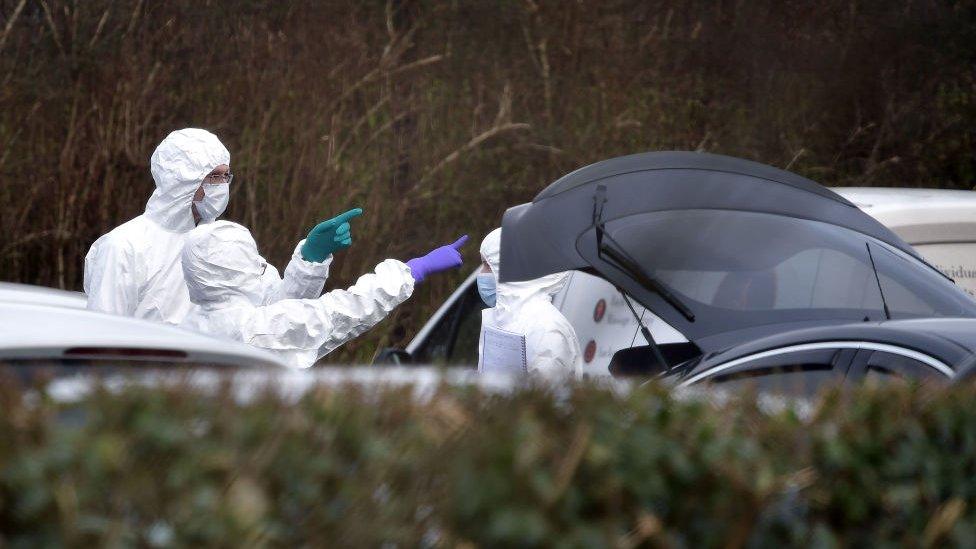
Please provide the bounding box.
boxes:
[499,151,976,392]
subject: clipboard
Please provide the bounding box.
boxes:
[478,325,528,374]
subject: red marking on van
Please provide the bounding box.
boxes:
[583,340,597,363]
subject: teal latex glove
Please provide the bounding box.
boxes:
[300,208,363,262]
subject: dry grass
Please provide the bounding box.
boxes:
[0,0,973,360]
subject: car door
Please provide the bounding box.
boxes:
[682,347,857,397]
[847,348,952,383]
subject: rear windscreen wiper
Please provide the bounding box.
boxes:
[592,185,696,322]
[598,239,696,322]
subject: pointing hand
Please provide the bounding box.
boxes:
[300,208,364,263]
[406,235,468,283]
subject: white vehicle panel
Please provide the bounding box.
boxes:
[553,271,639,376]
[0,301,287,369]
[0,282,87,309]
[554,271,686,377]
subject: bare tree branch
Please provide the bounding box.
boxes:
[419,122,531,186]
[0,0,28,56]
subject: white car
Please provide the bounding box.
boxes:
[0,300,287,373]
[0,282,87,309]
[386,188,976,376]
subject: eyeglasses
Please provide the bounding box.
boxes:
[204,172,234,184]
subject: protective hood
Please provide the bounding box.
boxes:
[481,228,569,323]
[182,221,269,307]
[146,128,230,232]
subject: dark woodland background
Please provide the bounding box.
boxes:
[1,0,973,360]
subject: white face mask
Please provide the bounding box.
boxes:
[193,182,229,224]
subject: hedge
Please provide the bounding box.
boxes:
[1,374,975,547]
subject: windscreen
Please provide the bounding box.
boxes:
[604,210,976,329]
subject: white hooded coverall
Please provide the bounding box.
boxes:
[478,228,583,378]
[83,128,328,324]
[180,221,415,368]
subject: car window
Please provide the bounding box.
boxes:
[606,210,976,330]
[913,243,976,298]
[410,282,486,366]
[695,349,850,396]
[611,210,886,313]
[711,365,836,396]
[870,243,976,318]
[860,351,947,382]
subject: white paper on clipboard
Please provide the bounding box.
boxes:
[479,326,528,374]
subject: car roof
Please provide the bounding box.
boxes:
[502,152,922,285]
[0,301,287,369]
[832,187,976,245]
[0,282,87,309]
[538,151,851,204]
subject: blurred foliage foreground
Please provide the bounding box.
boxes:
[2,377,976,546]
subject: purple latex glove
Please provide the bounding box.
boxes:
[406,235,469,283]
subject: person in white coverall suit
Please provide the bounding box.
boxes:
[180,221,468,368]
[84,128,328,324]
[477,228,583,377]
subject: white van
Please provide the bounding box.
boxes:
[386,188,976,375]
[837,188,976,296]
